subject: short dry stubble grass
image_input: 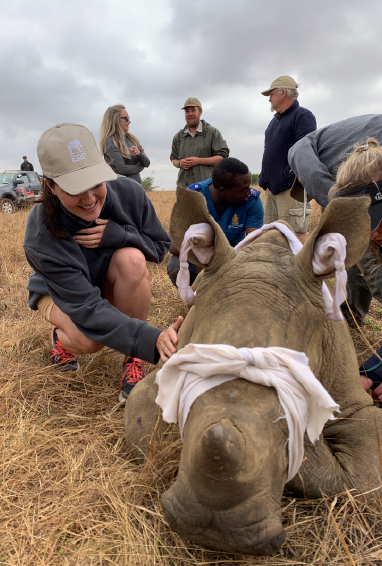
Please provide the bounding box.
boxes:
[0,191,382,565]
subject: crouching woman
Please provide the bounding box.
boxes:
[23,123,182,401]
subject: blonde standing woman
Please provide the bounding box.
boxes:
[100,104,150,184]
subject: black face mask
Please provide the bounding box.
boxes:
[336,179,382,232]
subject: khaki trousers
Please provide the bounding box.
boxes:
[263,188,311,235]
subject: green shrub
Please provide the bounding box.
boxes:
[141,176,158,192]
[251,173,259,185]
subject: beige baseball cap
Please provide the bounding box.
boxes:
[181,97,202,109]
[37,123,117,195]
[261,76,298,97]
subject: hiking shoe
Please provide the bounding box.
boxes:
[50,326,79,371]
[119,357,145,401]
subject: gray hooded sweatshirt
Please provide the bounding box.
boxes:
[104,135,150,184]
[288,114,382,207]
[23,177,170,364]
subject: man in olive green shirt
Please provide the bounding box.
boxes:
[170,97,230,186]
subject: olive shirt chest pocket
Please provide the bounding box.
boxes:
[198,146,212,158]
[179,136,212,158]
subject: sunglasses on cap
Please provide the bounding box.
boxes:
[121,115,130,122]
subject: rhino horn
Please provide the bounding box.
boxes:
[189,418,248,508]
[161,382,288,555]
[161,413,286,555]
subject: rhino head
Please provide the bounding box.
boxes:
[159,186,375,555]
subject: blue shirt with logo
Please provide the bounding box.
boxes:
[188,178,264,247]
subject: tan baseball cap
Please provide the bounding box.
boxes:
[181,97,202,109]
[261,76,298,97]
[37,123,117,195]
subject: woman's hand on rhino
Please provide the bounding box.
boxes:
[157,316,184,362]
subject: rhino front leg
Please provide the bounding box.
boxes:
[287,405,382,498]
[290,321,382,498]
[124,306,196,461]
[123,369,164,462]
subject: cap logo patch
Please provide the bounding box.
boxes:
[375,193,382,201]
[67,139,86,163]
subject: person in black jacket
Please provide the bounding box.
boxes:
[259,76,316,243]
[20,156,34,171]
[100,105,150,184]
[23,123,182,401]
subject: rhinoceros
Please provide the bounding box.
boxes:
[124,186,382,556]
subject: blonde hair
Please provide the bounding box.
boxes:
[99,104,142,160]
[328,138,382,201]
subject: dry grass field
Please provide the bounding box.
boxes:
[0,190,381,565]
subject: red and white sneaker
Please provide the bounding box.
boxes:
[50,326,79,371]
[119,357,145,401]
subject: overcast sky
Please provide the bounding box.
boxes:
[1,0,381,189]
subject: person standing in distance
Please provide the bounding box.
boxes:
[100,104,150,185]
[259,76,316,243]
[21,156,34,171]
[170,97,229,186]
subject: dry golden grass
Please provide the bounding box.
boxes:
[0,195,382,565]
[147,191,176,232]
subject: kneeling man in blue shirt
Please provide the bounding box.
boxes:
[167,157,264,286]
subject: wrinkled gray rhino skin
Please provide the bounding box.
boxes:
[124,186,382,556]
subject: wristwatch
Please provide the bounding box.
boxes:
[178,160,181,168]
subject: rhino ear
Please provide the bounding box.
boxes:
[170,185,235,269]
[295,196,371,279]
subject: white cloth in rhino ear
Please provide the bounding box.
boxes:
[236,225,347,321]
[312,233,347,321]
[234,221,303,254]
[176,221,347,320]
[155,343,340,483]
[176,223,214,307]
[176,221,301,306]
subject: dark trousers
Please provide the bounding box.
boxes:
[167,254,198,288]
[343,246,382,324]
